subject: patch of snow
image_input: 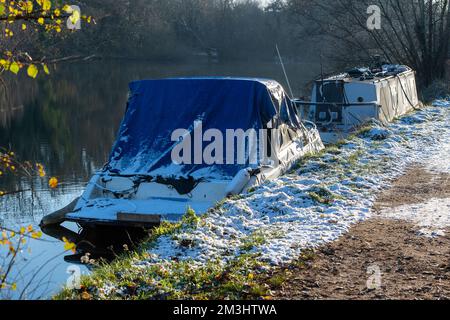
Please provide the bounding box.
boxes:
[424,136,450,174]
[433,99,450,108]
[140,100,450,267]
[379,198,450,237]
[364,127,391,140]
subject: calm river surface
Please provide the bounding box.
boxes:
[0,59,319,299]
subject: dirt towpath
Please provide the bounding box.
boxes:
[271,167,450,300]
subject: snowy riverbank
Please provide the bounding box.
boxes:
[59,99,449,300]
[145,99,450,266]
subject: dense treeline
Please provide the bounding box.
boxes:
[289,0,450,87]
[1,0,448,83]
[52,0,302,61]
[58,0,450,85]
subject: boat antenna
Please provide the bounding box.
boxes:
[276,44,294,99]
[320,52,324,83]
[320,51,325,102]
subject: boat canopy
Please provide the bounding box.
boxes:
[104,77,303,180]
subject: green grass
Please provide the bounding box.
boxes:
[355,124,373,137]
[240,231,267,252]
[55,208,274,301]
[246,186,257,193]
[258,249,317,291]
[307,186,342,205]
[291,139,361,173]
[326,146,342,155]
[347,150,364,165]
[290,150,327,172]
[56,251,272,300]
[267,273,287,288]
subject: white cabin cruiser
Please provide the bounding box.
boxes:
[294,65,421,144]
[41,78,324,228]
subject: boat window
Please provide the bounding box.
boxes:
[357,97,364,102]
[317,81,345,103]
[315,81,344,123]
[331,112,339,120]
[319,112,327,120]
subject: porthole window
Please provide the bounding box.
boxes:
[357,97,364,103]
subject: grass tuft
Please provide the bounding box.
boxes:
[307,186,341,205]
[240,231,267,252]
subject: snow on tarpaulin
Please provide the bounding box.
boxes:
[104,78,301,180]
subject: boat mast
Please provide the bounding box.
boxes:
[276,44,295,99]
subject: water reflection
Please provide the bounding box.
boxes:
[0,59,319,299]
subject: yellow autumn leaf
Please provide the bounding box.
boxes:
[49,177,58,188]
[38,17,44,25]
[42,63,50,75]
[62,237,76,252]
[40,0,51,11]
[26,1,33,13]
[27,64,39,78]
[31,231,42,239]
[63,4,72,13]
[9,61,20,74]
[70,9,80,25]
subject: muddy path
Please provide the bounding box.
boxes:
[270,166,450,300]
[373,166,450,210]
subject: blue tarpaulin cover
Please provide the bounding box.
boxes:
[105,77,301,180]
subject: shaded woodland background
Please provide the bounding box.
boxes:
[38,0,305,61]
[1,0,450,88]
[2,0,446,171]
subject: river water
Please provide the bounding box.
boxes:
[0,59,320,299]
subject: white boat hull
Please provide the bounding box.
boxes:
[47,128,324,227]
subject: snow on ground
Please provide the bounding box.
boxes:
[425,131,450,174]
[379,198,450,238]
[376,99,450,238]
[141,100,450,267]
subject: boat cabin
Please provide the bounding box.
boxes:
[295,65,420,144]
